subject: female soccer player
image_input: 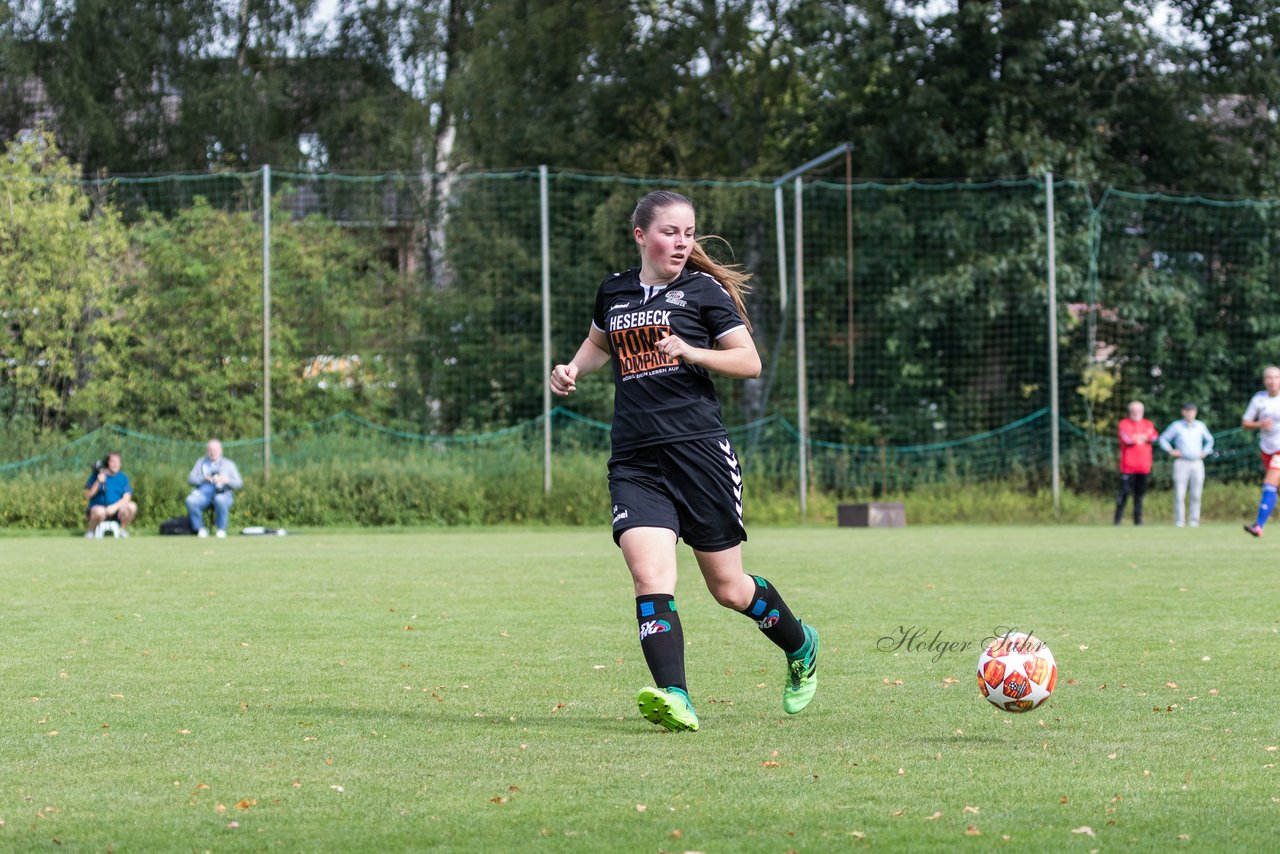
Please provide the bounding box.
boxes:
[548,190,819,732]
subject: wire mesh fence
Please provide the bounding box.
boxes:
[3,164,1279,497]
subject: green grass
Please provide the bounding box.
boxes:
[1,525,1277,851]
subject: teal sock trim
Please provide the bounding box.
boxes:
[787,628,812,660]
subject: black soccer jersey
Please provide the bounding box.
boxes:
[591,267,747,452]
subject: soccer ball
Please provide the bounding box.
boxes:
[977,632,1057,713]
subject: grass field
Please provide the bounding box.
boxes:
[1,524,1277,851]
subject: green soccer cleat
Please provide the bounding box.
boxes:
[637,686,699,732]
[783,624,820,714]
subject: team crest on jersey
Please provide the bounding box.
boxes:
[664,290,687,307]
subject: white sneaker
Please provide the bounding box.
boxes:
[197,528,209,538]
[215,529,227,539]
[84,531,95,538]
[118,529,130,538]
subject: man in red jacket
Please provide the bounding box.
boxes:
[1115,400,1160,525]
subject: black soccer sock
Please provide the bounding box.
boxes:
[739,575,806,656]
[635,594,686,693]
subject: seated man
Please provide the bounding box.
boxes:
[84,451,138,538]
[185,439,244,538]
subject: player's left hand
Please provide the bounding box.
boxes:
[657,334,697,364]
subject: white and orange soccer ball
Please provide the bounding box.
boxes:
[977,632,1057,713]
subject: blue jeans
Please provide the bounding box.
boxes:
[186,483,234,532]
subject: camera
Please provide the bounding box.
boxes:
[91,456,110,474]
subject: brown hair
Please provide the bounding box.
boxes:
[631,191,753,331]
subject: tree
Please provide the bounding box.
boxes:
[0,130,130,430]
[121,195,407,435]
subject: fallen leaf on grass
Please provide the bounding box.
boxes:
[490,796,508,805]
[965,826,981,836]
[1071,826,1095,837]
[227,821,239,829]
[963,805,980,814]
[635,804,646,812]
[763,761,781,768]
[235,799,257,810]
[848,831,865,839]
[1177,834,1190,840]
[925,811,942,821]
[551,703,567,713]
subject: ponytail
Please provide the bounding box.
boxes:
[686,239,753,333]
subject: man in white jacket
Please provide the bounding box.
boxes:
[185,439,244,538]
[1158,403,1214,528]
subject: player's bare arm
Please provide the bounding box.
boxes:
[550,327,611,396]
[656,328,761,379]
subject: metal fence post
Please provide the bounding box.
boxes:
[262,165,271,483]
[1045,171,1060,513]
[540,165,552,494]
[794,176,808,517]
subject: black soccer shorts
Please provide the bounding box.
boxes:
[607,435,747,552]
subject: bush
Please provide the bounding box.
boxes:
[4,450,1269,532]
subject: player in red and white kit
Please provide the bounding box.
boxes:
[549,191,819,732]
[1242,365,1280,537]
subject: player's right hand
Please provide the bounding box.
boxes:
[549,364,578,397]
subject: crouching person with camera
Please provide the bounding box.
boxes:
[84,451,138,538]
[185,439,243,539]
